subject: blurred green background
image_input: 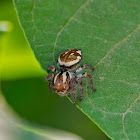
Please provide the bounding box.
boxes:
[0,0,110,140]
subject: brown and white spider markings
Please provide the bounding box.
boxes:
[45,49,96,105]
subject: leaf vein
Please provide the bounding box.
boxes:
[53,0,91,63]
[122,94,140,140]
[95,24,140,68]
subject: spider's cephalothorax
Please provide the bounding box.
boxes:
[45,49,96,105]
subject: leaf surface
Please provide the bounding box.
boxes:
[13,0,140,139]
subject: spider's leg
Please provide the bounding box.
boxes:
[75,64,94,74]
[45,73,54,81]
[70,79,77,105]
[48,80,54,92]
[77,73,96,91]
[76,78,83,101]
[66,88,71,96]
[47,65,58,74]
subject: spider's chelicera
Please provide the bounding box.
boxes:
[45,49,96,105]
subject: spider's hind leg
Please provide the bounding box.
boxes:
[66,88,71,96]
[77,73,96,92]
[75,64,94,74]
[76,78,83,101]
[70,79,77,105]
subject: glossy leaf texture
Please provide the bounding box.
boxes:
[13,0,140,139]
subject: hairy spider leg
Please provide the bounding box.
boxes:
[76,78,83,101]
[49,80,54,92]
[45,73,55,92]
[47,65,58,74]
[74,64,94,74]
[77,73,96,91]
[66,88,71,96]
[70,79,77,105]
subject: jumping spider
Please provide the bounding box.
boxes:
[45,49,96,105]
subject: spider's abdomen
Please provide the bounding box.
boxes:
[57,49,82,71]
[53,71,71,96]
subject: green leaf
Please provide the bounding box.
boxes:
[1,1,108,139]
[13,0,140,139]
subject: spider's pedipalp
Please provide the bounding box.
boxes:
[76,78,83,101]
[77,73,96,91]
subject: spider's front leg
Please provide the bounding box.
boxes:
[45,73,55,92]
[48,80,54,92]
[47,65,58,74]
[45,65,58,92]
[77,73,96,91]
[75,64,94,74]
[45,73,54,81]
[70,79,77,105]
